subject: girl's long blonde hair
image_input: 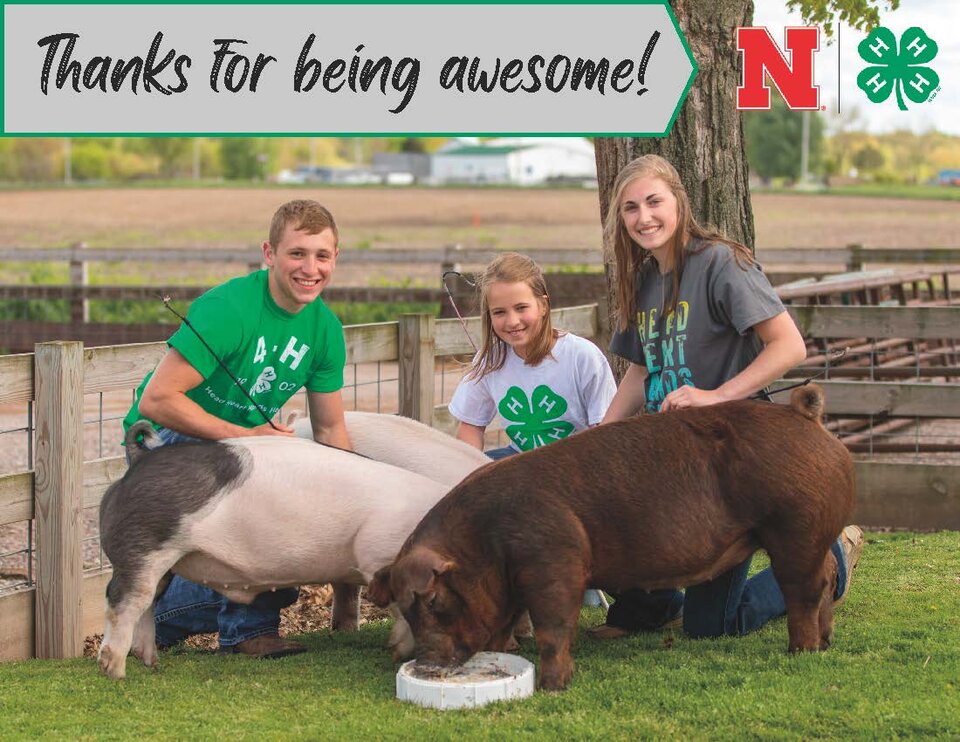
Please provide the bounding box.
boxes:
[466,253,557,381]
[602,155,754,332]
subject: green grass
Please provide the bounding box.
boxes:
[0,300,439,327]
[1,531,958,739]
[327,302,440,326]
[755,183,960,201]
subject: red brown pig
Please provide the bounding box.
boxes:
[368,386,855,691]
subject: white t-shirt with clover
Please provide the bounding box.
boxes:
[449,332,617,453]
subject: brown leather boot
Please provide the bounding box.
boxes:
[834,525,865,607]
[588,610,683,640]
[222,633,307,659]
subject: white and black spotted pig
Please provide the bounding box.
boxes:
[98,414,489,680]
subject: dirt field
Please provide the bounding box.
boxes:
[3,187,957,287]
[2,187,958,252]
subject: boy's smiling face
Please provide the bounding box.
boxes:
[263,225,338,313]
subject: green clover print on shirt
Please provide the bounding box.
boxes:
[857,27,939,111]
[498,385,575,451]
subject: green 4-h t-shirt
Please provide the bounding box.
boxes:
[122,269,345,436]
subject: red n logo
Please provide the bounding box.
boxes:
[737,27,820,110]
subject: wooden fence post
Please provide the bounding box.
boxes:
[33,341,84,659]
[69,242,88,323]
[398,313,436,424]
[440,244,474,319]
[847,243,864,273]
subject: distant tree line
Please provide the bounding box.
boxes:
[743,98,960,185]
[0,129,955,185]
[0,137,449,183]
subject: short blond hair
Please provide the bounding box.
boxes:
[269,200,339,248]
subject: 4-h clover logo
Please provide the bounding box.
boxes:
[857,27,940,110]
[498,385,574,451]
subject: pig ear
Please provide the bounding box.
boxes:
[366,566,394,608]
[403,548,457,597]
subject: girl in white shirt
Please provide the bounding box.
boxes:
[449,253,616,460]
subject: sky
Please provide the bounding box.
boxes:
[752,0,959,135]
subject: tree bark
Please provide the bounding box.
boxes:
[595,0,755,376]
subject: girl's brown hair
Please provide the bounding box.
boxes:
[466,253,558,381]
[601,155,754,332]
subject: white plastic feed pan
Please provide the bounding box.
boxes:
[396,652,535,709]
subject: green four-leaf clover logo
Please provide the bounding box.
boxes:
[857,26,939,110]
[498,385,575,451]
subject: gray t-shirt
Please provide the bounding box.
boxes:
[610,241,784,412]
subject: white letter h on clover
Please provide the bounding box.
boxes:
[537,396,556,415]
[868,36,890,57]
[909,72,931,93]
[906,36,928,58]
[865,72,887,93]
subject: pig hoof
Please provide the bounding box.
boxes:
[537,673,572,692]
[132,646,159,669]
[537,662,574,691]
[98,646,126,680]
[333,617,359,632]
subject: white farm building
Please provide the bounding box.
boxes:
[431,137,596,186]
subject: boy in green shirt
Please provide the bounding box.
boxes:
[123,199,351,659]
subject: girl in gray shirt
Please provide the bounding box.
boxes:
[591,154,864,640]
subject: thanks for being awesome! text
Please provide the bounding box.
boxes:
[36,30,662,114]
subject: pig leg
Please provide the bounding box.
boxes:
[99,551,180,679]
[816,552,837,648]
[130,572,172,669]
[99,587,153,679]
[769,544,834,653]
[524,575,585,691]
[331,582,361,631]
[387,603,415,660]
[130,609,158,669]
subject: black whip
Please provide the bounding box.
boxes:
[441,270,478,353]
[159,294,370,458]
[160,294,280,430]
[750,347,849,399]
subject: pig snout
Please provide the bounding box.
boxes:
[414,632,475,668]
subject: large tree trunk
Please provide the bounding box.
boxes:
[595,0,754,376]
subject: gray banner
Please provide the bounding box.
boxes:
[4,3,695,134]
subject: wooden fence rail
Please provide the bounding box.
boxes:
[5,244,958,354]
[0,304,958,662]
[0,284,445,304]
[4,244,960,268]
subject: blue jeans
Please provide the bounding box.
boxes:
[127,427,299,648]
[485,445,519,461]
[605,539,849,637]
